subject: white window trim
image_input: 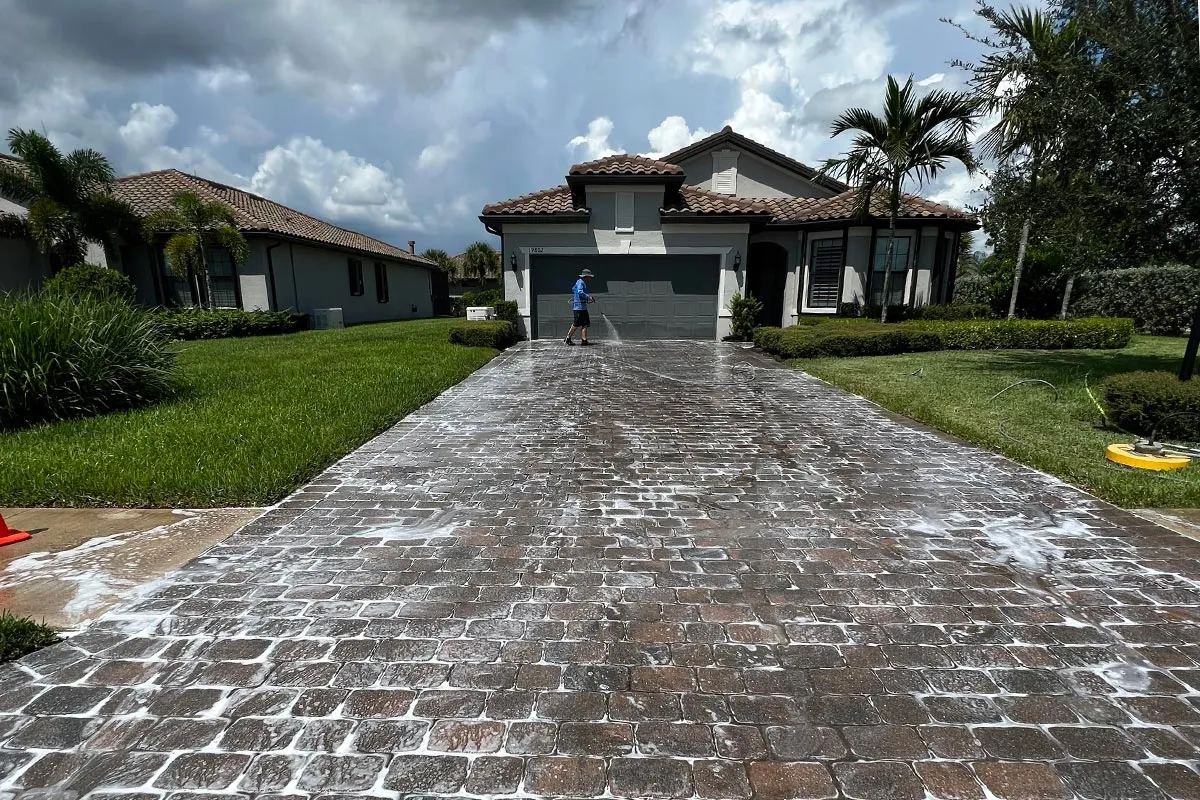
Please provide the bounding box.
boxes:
[800,230,844,315]
[615,191,635,234]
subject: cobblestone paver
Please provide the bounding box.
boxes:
[4,341,1200,799]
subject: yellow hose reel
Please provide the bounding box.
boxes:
[1106,443,1192,471]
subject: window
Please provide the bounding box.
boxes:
[615,192,635,233]
[806,238,843,309]
[348,259,364,296]
[870,235,911,307]
[207,247,238,308]
[375,262,389,303]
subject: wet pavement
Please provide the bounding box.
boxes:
[0,508,264,631]
[2,340,1200,799]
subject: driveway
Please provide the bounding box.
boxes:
[3,341,1200,799]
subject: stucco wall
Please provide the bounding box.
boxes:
[500,196,749,340]
[278,241,433,324]
[676,150,836,200]
[0,238,49,293]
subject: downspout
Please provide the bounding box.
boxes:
[265,240,282,311]
[289,242,299,311]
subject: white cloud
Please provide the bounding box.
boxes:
[679,0,895,160]
[197,66,253,93]
[567,116,622,161]
[118,102,178,151]
[642,116,711,159]
[918,72,946,86]
[250,136,420,231]
[417,121,492,173]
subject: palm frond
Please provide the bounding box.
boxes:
[214,224,249,265]
[79,194,140,243]
[0,160,37,204]
[143,208,185,238]
[163,232,202,279]
[65,149,116,194]
[0,212,30,240]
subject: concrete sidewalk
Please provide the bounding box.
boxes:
[0,507,263,630]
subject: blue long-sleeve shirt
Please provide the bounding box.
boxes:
[572,278,591,311]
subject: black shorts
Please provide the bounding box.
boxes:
[573,309,591,328]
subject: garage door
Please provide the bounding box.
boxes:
[531,255,720,340]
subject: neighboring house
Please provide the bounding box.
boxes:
[0,153,108,293]
[111,169,438,325]
[447,247,501,297]
[480,126,979,341]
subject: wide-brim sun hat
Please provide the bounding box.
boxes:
[579,269,595,278]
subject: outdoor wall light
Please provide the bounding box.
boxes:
[510,253,518,271]
[734,251,742,270]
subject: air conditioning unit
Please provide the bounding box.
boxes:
[312,308,344,330]
[466,306,495,321]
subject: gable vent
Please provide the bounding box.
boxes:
[712,151,738,195]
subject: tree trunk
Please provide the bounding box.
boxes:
[1059,274,1075,320]
[199,246,215,309]
[1180,303,1200,381]
[879,213,897,324]
[1007,214,1031,320]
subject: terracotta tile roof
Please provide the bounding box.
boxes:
[664,186,771,216]
[480,185,585,216]
[568,154,684,176]
[762,189,973,222]
[114,169,432,265]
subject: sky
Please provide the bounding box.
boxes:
[0,0,996,256]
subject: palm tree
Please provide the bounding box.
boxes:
[820,75,979,322]
[0,128,137,269]
[143,191,248,309]
[421,247,459,279]
[462,241,500,282]
[964,6,1083,319]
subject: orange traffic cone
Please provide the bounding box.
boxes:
[0,514,31,548]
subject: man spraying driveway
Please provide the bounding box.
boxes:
[565,268,596,346]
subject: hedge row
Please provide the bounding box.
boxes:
[754,317,1134,360]
[449,320,518,350]
[834,303,993,322]
[1102,371,1200,442]
[1073,265,1200,335]
[151,308,309,340]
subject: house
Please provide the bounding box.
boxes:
[0,154,108,294]
[448,246,501,297]
[111,169,439,325]
[480,126,979,341]
[1,159,440,325]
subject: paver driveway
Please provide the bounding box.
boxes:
[3,341,1200,800]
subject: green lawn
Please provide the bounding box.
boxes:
[797,335,1200,509]
[0,319,498,507]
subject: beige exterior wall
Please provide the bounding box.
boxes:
[675,149,837,199]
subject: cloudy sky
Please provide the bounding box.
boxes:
[0,0,994,255]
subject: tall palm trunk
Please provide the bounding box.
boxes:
[1007,215,1031,320]
[1059,274,1075,319]
[1006,159,1039,321]
[879,216,897,324]
[198,246,215,309]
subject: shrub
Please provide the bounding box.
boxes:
[1,292,176,430]
[43,263,137,305]
[494,300,520,326]
[913,317,1133,351]
[0,611,59,663]
[150,308,307,340]
[452,289,510,320]
[1072,265,1200,335]
[449,320,517,350]
[910,303,992,321]
[755,317,1133,360]
[754,323,940,359]
[728,292,763,341]
[953,273,995,307]
[1103,371,1200,442]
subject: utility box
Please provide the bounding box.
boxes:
[466,306,495,321]
[312,308,344,330]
